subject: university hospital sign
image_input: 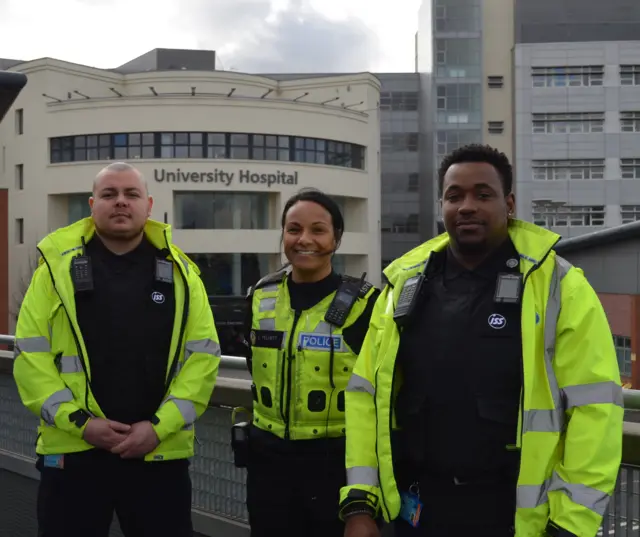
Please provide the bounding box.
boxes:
[153,168,299,187]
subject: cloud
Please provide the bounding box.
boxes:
[179,0,380,73]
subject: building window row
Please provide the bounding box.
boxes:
[382,214,419,234]
[50,132,366,170]
[531,65,640,87]
[532,203,640,227]
[531,66,604,88]
[621,111,640,133]
[532,203,605,227]
[381,133,419,152]
[532,112,604,134]
[531,159,606,181]
[379,91,418,111]
[382,173,419,194]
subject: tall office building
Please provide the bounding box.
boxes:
[418,0,640,237]
[417,0,514,233]
[513,0,640,237]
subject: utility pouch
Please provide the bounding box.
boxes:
[230,407,252,468]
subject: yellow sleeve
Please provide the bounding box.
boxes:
[13,264,88,438]
[152,271,221,442]
[339,285,390,519]
[547,268,623,537]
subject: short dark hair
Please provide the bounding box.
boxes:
[438,144,513,196]
[281,188,345,245]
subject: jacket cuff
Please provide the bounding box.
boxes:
[339,489,379,521]
[545,520,578,537]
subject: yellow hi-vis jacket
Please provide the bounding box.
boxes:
[13,217,221,462]
[340,219,623,537]
[249,268,377,440]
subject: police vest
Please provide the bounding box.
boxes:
[249,269,376,441]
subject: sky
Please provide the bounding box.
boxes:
[0,0,422,73]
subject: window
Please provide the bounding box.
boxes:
[15,108,23,135]
[436,83,481,123]
[435,38,481,77]
[620,65,640,86]
[50,132,365,170]
[15,164,23,190]
[532,112,604,134]
[621,205,640,224]
[381,133,418,152]
[382,173,419,194]
[434,1,480,32]
[531,66,604,87]
[531,160,605,181]
[174,192,270,230]
[252,135,290,161]
[487,76,504,89]
[487,121,504,134]
[436,130,481,159]
[188,253,271,296]
[532,203,605,227]
[67,193,92,224]
[614,335,632,377]
[381,214,419,233]
[621,111,640,133]
[621,159,640,179]
[379,92,418,111]
[15,218,24,244]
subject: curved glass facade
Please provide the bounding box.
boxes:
[50,132,365,170]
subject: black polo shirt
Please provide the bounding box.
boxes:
[75,235,176,425]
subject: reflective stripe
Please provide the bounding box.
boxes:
[563,381,623,409]
[41,388,73,425]
[346,373,375,397]
[182,423,194,431]
[259,297,276,312]
[259,318,275,330]
[261,284,279,293]
[58,355,83,374]
[185,339,221,360]
[179,256,189,274]
[347,466,379,487]
[523,255,570,434]
[315,321,332,334]
[163,396,197,426]
[16,336,51,353]
[517,472,610,515]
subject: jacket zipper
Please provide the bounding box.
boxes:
[282,310,302,440]
[38,248,93,414]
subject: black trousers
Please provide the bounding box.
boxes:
[36,449,193,537]
[246,430,345,537]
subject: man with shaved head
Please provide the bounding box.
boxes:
[13,162,221,537]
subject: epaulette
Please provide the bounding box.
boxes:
[341,274,375,298]
[252,265,292,294]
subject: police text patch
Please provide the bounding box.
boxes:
[298,332,343,352]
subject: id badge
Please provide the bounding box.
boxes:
[43,454,64,469]
[399,489,423,528]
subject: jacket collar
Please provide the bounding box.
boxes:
[383,219,561,287]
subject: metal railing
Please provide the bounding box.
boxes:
[1,333,639,536]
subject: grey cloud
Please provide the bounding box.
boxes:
[181,0,380,73]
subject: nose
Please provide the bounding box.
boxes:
[458,194,478,214]
[297,230,313,245]
[114,194,129,206]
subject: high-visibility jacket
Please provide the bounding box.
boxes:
[13,217,221,462]
[249,268,377,440]
[340,219,623,537]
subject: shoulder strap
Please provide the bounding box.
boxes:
[247,265,291,298]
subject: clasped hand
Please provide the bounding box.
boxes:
[82,418,160,459]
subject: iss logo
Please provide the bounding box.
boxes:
[151,291,165,304]
[488,313,507,329]
[299,333,343,351]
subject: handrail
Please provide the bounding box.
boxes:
[2,333,640,409]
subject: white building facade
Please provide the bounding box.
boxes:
[0,59,382,326]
